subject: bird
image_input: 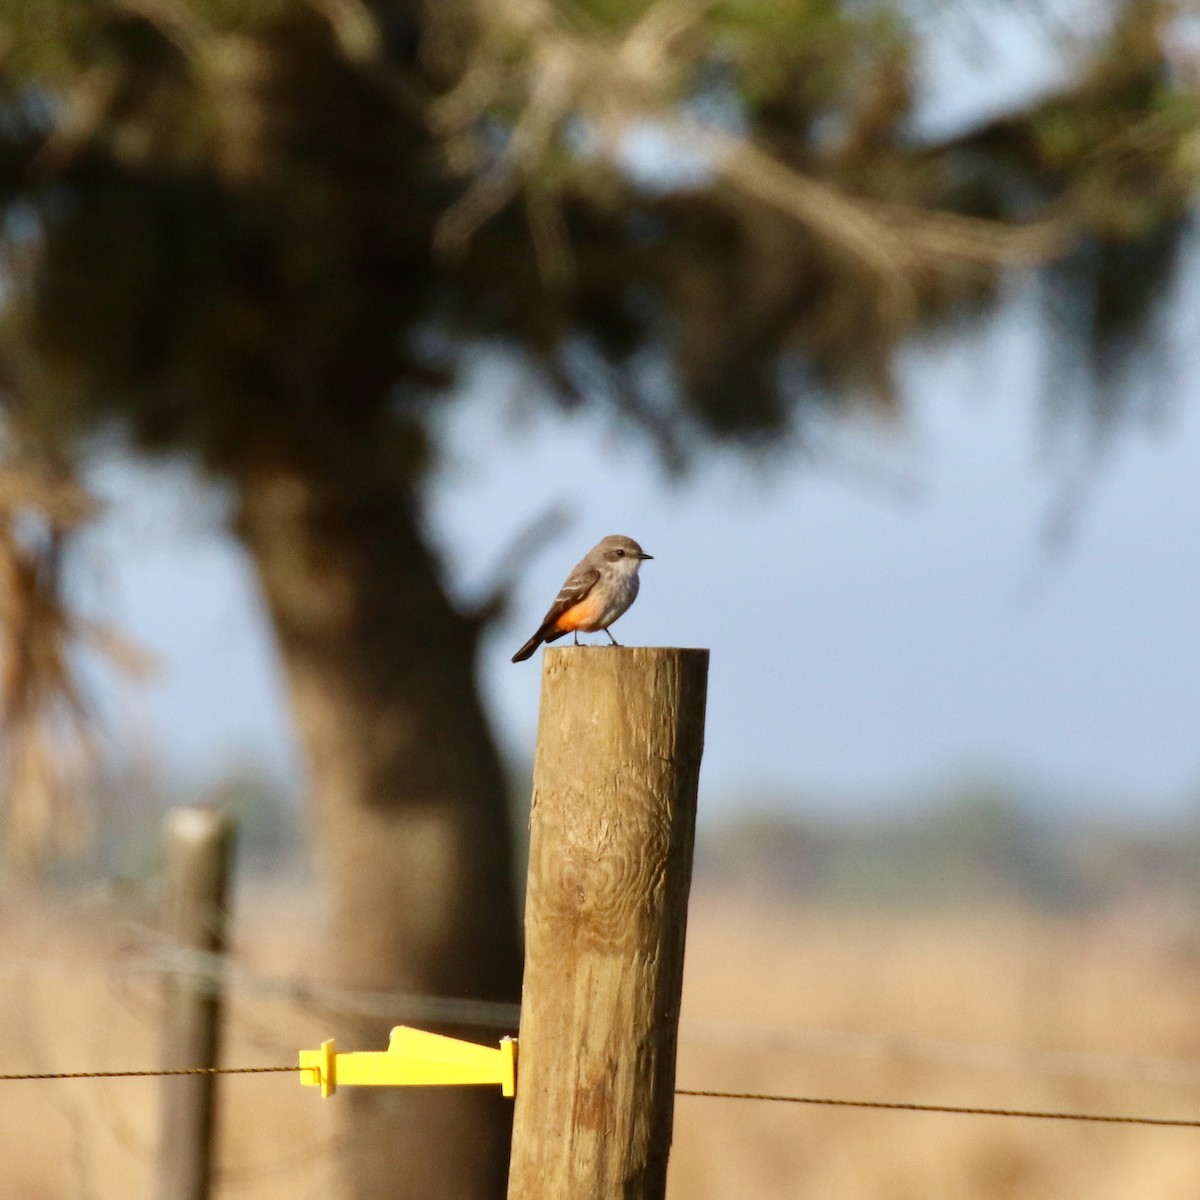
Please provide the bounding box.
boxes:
[511,534,653,663]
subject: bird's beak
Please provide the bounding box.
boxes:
[640,552,654,560]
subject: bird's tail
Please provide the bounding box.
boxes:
[511,633,544,663]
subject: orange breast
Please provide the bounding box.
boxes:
[553,596,605,632]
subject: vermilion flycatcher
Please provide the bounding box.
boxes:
[511,534,653,663]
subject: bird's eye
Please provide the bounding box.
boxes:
[615,549,625,557]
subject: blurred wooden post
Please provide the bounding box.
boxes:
[507,646,709,1200]
[154,806,235,1200]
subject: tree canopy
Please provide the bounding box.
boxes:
[0,1,1193,865]
[0,0,1193,473]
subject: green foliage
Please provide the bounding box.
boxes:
[0,0,92,80]
[713,0,904,116]
[0,0,1192,474]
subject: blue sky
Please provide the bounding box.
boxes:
[66,8,1200,826]
[72,266,1200,826]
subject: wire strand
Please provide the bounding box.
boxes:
[675,1088,1200,1128]
[0,1066,298,1082]
[13,947,1200,1087]
[5,1065,1200,1130]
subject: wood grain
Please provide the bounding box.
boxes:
[508,646,709,1200]
[154,806,234,1200]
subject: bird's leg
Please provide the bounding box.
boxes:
[605,629,620,646]
[573,632,580,646]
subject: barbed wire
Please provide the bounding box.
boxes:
[0,939,521,1031]
[14,951,1200,1088]
[10,943,1200,1087]
[3,1063,1200,1129]
[675,1088,1200,1128]
[0,1065,297,1082]
[8,926,1200,1138]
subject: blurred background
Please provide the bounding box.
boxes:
[2,1,1200,1197]
[81,307,1200,904]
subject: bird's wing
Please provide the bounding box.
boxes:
[538,567,600,632]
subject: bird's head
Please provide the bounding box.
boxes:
[599,534,653,574]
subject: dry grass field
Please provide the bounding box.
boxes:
[3,885,1200,1198]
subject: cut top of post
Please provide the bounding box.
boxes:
[538,646,710,700]
[537,646,709,773]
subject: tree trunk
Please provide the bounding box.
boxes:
[235,450,521,1200]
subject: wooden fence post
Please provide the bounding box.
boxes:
[154,806,235,1200]
[507,646,709,1200]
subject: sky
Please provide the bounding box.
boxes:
[72,264,1200,828]
[64,6,1200,827]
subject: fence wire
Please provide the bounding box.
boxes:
[3,1063,1200,1130]
[7,927,1200,1135]
[12,943,1200,1089]
[0,934,522,1031]
[675,1088,1200,1128]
